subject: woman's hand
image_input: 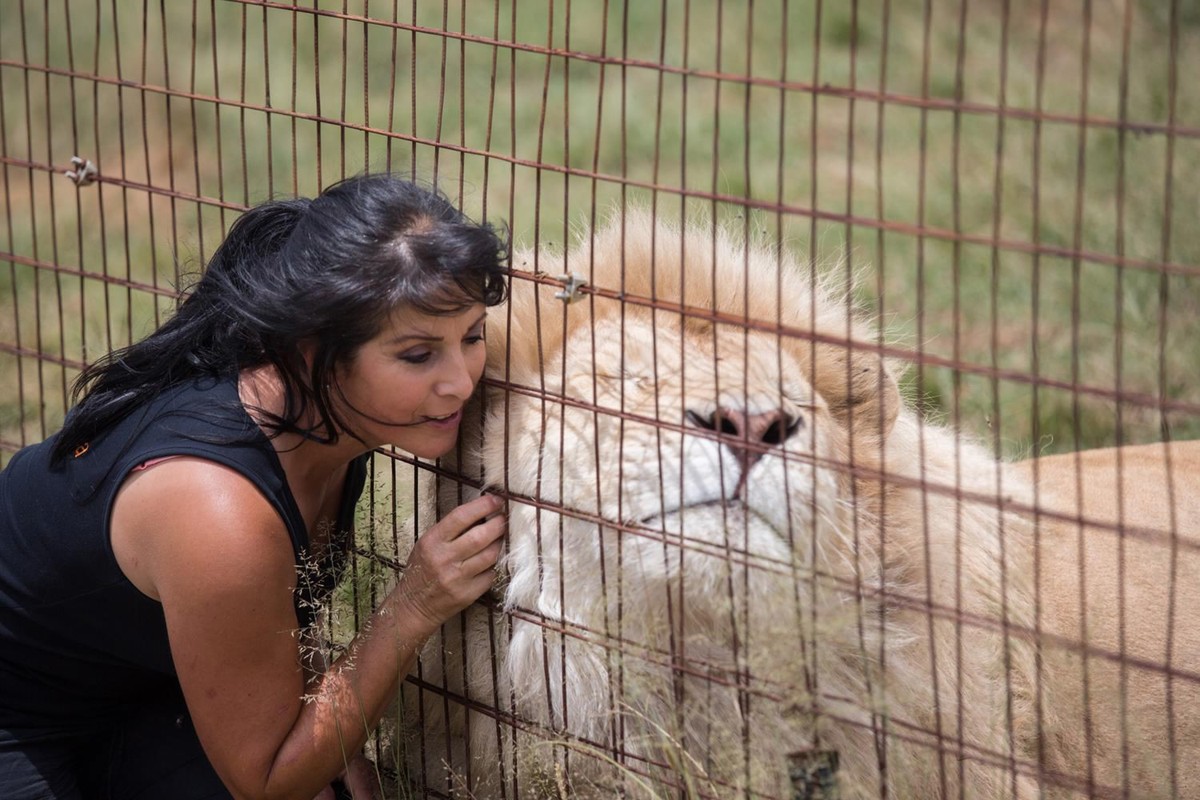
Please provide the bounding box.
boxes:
[306,494,505,800]
[393,493,506,632]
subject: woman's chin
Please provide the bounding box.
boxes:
[398,435,459,461]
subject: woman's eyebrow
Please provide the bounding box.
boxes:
[387,333,441,345]
[386,312,487,345]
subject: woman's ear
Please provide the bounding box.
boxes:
[811,340,900,446]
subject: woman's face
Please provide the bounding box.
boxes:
[332,303,488,458]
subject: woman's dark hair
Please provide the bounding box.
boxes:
[51,174,508,463]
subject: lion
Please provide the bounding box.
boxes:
[387,210,1200,799]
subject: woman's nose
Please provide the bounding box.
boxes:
[437,353,477,399]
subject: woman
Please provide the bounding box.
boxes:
[0,174,509,799]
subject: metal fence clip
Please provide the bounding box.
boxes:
[788,750,839,800]
[554,273,587,305]
[65,156,98,187]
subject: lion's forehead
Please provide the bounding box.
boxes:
[559,316,816,411]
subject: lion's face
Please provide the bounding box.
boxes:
[482,300,854,642]
[475,213,897,650]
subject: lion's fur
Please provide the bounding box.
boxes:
[389,211,1199,799]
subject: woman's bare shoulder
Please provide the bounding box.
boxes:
[111,456,294,601]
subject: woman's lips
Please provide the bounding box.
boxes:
[422,409,462,429]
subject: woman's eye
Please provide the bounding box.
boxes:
[465,333,485,345]
[400,351,432,364]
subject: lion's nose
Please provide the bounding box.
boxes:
[687,407,803,470]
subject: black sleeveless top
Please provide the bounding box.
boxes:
[0,376,368,745]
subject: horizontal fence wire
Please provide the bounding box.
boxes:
[3,1,1198,799]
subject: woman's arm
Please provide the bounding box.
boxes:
[111,457,504,800]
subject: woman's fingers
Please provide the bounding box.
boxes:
[426,495,505,574]
[457,532,505,578]
[432,493,503,541]
[393,494,507,628]
[450,512,506,561]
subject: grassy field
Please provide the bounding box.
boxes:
[2,0,1199,463]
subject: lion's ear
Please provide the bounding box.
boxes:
[812,342,900,444]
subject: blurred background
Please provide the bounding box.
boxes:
[2,0,1198,461]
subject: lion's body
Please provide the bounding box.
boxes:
[390,213,1199,799]
[1011,441,1200,798]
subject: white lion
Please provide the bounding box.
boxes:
[388,211,1200,799]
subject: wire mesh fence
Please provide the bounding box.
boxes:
[2,1,1198,798]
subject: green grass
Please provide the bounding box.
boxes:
[2,0,1199,462]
